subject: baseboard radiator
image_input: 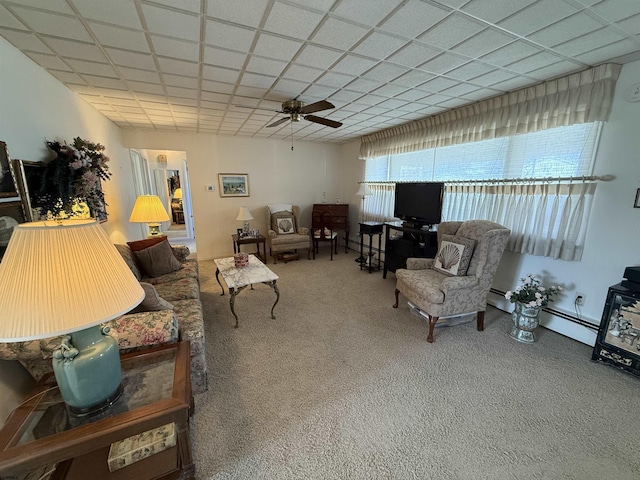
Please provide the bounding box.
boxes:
[346,238,598,332]
[489,288,598,331]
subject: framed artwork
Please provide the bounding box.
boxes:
[0,141,19,198]
[634,188,640,208]
[218,174,249,197]
[0,200,27,259]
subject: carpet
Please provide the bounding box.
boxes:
[192,252,639,480]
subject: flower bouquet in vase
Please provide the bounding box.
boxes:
[505,274,562,343]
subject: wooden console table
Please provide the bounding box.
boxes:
[0,342,194,480]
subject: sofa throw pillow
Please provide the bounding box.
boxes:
[134,240,183,278]
[115,244,142,281]
[432,234,476,276]
[129,282,174,313]
[127,235,168,252]
[271,211,296,235]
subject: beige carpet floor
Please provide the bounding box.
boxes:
[192,251,639,480]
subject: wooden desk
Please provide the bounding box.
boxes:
[232,234,266,263]
[0,342,194,480]
[312,204,349,253]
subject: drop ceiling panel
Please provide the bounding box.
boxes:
[11,8,92,41]
[332,0,404,28]
[73,0,142,28]
[263,2,324,41]
[151,36,198,61]
[0,29,52,53]
[90,23,150,52]
[141,4,200,42]
[379,0,450,39]
[205,21,256,52]
[311,17,369,51]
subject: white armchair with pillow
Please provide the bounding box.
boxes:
[266,205,311,263]
[393,220,510,343]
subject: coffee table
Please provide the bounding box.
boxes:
[215,254,279,328]
[0,342,193,480]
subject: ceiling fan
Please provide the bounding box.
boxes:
[237,99,343,129]
[266,99,342,129]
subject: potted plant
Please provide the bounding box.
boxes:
[505,274,562,343]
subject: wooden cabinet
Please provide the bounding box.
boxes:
[383,222,438,278]
[312,204,349,253]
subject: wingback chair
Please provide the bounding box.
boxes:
[393,220,510,343]
[266,205,311,263]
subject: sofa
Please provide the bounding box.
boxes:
[0,238,209,395]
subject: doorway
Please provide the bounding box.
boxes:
[129,149,195,251]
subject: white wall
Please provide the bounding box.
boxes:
[0,37,140,245]
[121,130,342,260]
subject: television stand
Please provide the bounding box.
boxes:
[383,222,438,278]
[402,221,433,231]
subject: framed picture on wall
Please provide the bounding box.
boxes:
[0,141,19,199]
[0,200,27,259]
[218,174,249,197]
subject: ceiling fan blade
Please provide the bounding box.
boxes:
[299,100,335,115]
[304,115,343,128]
[266,117,290,128]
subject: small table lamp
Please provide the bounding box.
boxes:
[129,194,170,237]
[236,206,254,234]
[173,188,183,202]
[0,219,144,415]
[355,183,372,222]
[355,183,373,264]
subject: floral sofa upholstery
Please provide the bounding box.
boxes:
[0,243,209,395]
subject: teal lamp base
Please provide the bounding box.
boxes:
[52,325,123,416]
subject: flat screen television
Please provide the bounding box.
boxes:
[394,182,444,228]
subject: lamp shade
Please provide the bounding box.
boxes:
[235,206,254,221]
[173,188,183,199]
[0,219,144,342]
[129,195,170,223]
[355,183,372,196]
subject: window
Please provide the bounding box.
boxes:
[363,122,602,261]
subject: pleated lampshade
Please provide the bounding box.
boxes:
[129,195,170,223]
[0,219,144,342]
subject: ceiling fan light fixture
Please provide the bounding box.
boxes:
[291,113,302,122]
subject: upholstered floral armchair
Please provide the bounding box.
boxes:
[266,205,311,263]
[393,220,510,343]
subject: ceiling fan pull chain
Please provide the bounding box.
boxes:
[291,121,294,151]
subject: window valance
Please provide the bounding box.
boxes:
[359,63,621,160]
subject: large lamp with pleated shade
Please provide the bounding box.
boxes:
[0,219,144,415]
[129,194,170,237]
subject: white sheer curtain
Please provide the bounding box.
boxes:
[363,184,395,223]
[360,64,620,159]
[442,181,596,261]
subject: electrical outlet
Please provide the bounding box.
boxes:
[575,293,585,306]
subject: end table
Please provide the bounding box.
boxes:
[358,222,383,273]
[0,342,194,480]
[232,234,266,263]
